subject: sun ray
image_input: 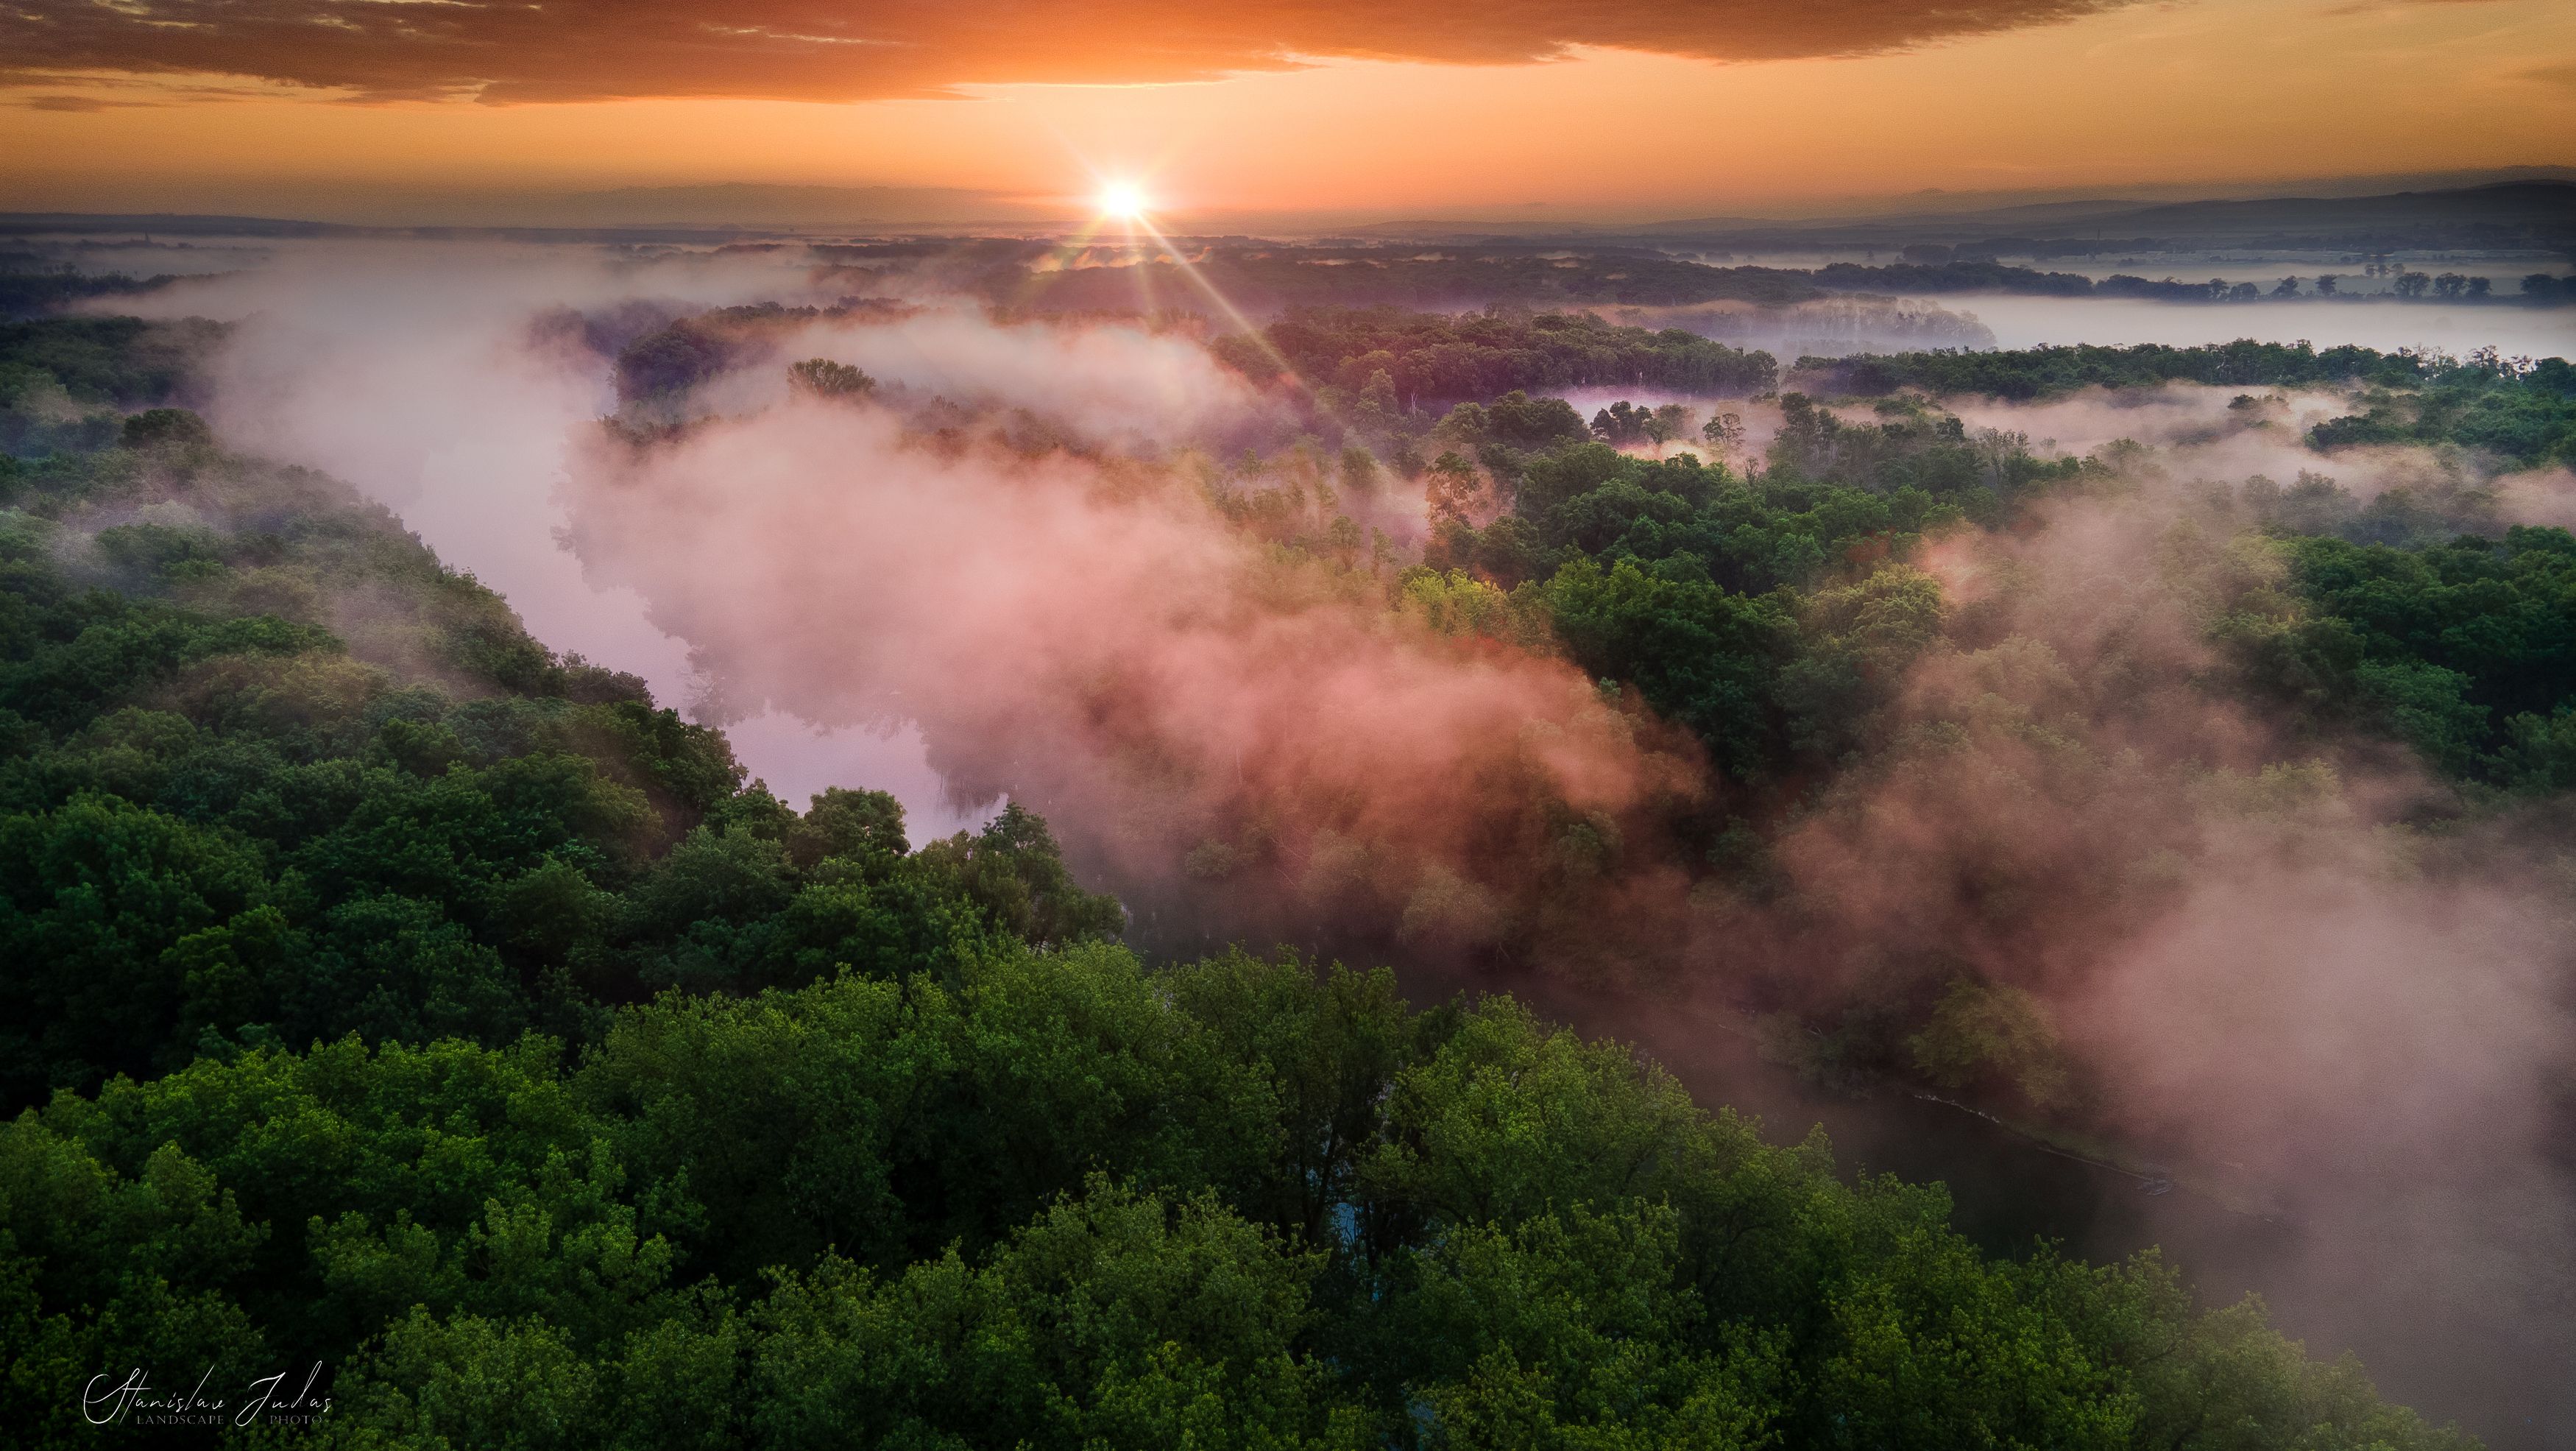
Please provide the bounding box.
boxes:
[1133,215,1326,411]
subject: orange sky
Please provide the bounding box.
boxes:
[3,0,2572,224]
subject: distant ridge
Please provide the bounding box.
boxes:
[0,213,358,239]
[7,180,2572,250]
[2061,180,2576,239]
[1349,178,2576,249]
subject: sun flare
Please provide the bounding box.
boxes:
[1096,183,1149,220]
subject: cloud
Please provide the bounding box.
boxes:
[11,92,144,112]
[2522,57,2576,91]
[0,1,2137,104]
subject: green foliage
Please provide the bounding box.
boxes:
[1414,390,2072,778]
[1796,339,2426,401]
[118,406,213,450]
[1794,341,2575,467]
[785,357,876,400]
[0,950,2469,1450]
[0,311,2482,1450]
[2262,526,2576,782]
[1028,248,1823,317]
[1543,557,1794,777]
[0,317,221,411]
[1263,307,1777,404]
[2305,356,2576,466]
[0,323,1119,1106]
[1908,978,2071,1109]
[1810,258,2098,297]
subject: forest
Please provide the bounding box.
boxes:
[1,301,2558,1447]
[941,246,2576,316]
[1255,311,2575,791]
[1236,308,1778,407]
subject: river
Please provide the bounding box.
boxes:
[1937,292,2576,362]
[116,241,2565,1444]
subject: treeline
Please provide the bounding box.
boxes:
[0,314,2480,1448]
[0,324,1117,1106]
[1810,259,2097,296]
[2257,526,2576,783]
[985,243,2563,321]
[1412,385,2576,791]
[609,298,911,401]
[1806,260,2294,300]
[7,947,2469,1450]
[1415,395,2078,777]
[0,266,181,322]
[1002,250,2198,317]
[1356,381,2572,1148]
[1004,246,1825,314]
[0,314,224,454]
[1793,339,2432,399]
[2305,356,2576,466]
[1789,341,2576,465]
[1228,306,1777,405]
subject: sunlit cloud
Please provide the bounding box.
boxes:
[1,0,2144,103]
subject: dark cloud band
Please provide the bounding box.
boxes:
[2,1,2131,103]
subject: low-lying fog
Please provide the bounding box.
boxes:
[64,235,2576,1446]
[92,240,1001,834]
[76,236,2576,836]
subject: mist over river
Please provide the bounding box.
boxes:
[1952,293,2576,361]
[16,0,2575,1442]
[103,250,2575,1450]
[1479,971,2572,1451]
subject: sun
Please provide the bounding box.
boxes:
[1096,183,1149,221]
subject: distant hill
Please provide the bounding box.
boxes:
[0,213,358,239]
[10,179,2570,253]
[1364,177,2576,252]
[2053,181,2576,241]
[1340,216,1774,240]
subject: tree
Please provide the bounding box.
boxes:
[785,358,875,400]
[1647,403,1698,455]
[1908,978,2070,1107]
[0,309,2502,1451]
[2271,276,2300,297]
[2393,272,2431,298]
[2315,274,2340,296]
[1485,390,1589,448]
[119,407,213,448]
[918,802,1125,948]
[1356,368,1400,427]
[1423,451,1487,523]
[1337,442,1379,496]
[1591,400,1652,446]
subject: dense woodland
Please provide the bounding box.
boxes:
[977,244,2576,315]
[0,310,2543,1445]
[0,266,182,322]
[1283,315,2576,787]
[1235,308,1779,408]
[1216,310,2576,1090]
